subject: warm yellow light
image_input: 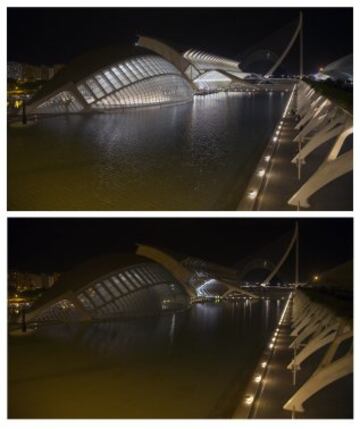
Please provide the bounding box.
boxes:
[248,190,257,199]
[261,361,267,368]
[254,374,262,383]
[257,169,266,178]
[244,394,254,405]
[264,155,271,162]
[313,275,319,281]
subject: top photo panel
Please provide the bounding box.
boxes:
[7,7,353,211]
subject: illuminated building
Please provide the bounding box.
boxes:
[26,37,261,114]
[25,254,189,322]
[7,62,23,80]
[27,44,194,114]
[8,271,60,292]
[7,61,64,82]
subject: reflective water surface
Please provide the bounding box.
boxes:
[8,93,287,210]
[9,297,287,418]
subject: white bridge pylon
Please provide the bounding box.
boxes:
[261,223,298,287]
[264,12,303,78]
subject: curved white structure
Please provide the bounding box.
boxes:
[287,80,353,209]
[183,48,241,73]
[264,13,302,78]
[283,291,353,413]
[136,244,195,297]
[28,45,194,114]
[25,254,189,322]
[262,224,298,286]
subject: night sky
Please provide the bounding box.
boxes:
[7,7,353,74]
[8,218,353,281]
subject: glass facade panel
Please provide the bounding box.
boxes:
[35,91,83,114]
[77,84,95,103]
[86,286,104,306]
[78,293,94,310]
[86,78,105,98]
[131,268,146,286]
[111,66,128,85]
[104,278,121,297]
[93,74,192,109]
[124,270,140,288]
[115,275,129,294]
[133,59,150,78]
[95,283,113,302]
[137,266,154,284]
[118,272,135,291]
[119,64,136,83]
[95,73,114,94]
[104,70,122,89]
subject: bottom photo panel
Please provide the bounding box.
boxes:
[8,217,353,419]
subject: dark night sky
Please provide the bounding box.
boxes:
[7,7,353,74]
[8,218,353,281]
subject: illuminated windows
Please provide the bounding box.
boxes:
[95,73,114,94]
[78,84,95,103]
[34,53,193,114]
[86,78,105,98]
[94,75,192,109]
[36,91,83,114]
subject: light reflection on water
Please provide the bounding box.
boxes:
[8,93,287,210]
[9,298,287,418]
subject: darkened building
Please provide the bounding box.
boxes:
[25,253,189,323]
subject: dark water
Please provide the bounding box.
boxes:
[9,297,287,418]
[8,92,288,210]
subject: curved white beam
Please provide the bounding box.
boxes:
[287,325,352,370]
[264,13,302,77]
[288,149,353,208]
[294,108,343,143]
[283,353,353,412]
[136,244,195,297]
[262,224,297,286]
[292,122,346,163]
[327,126,353,161]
